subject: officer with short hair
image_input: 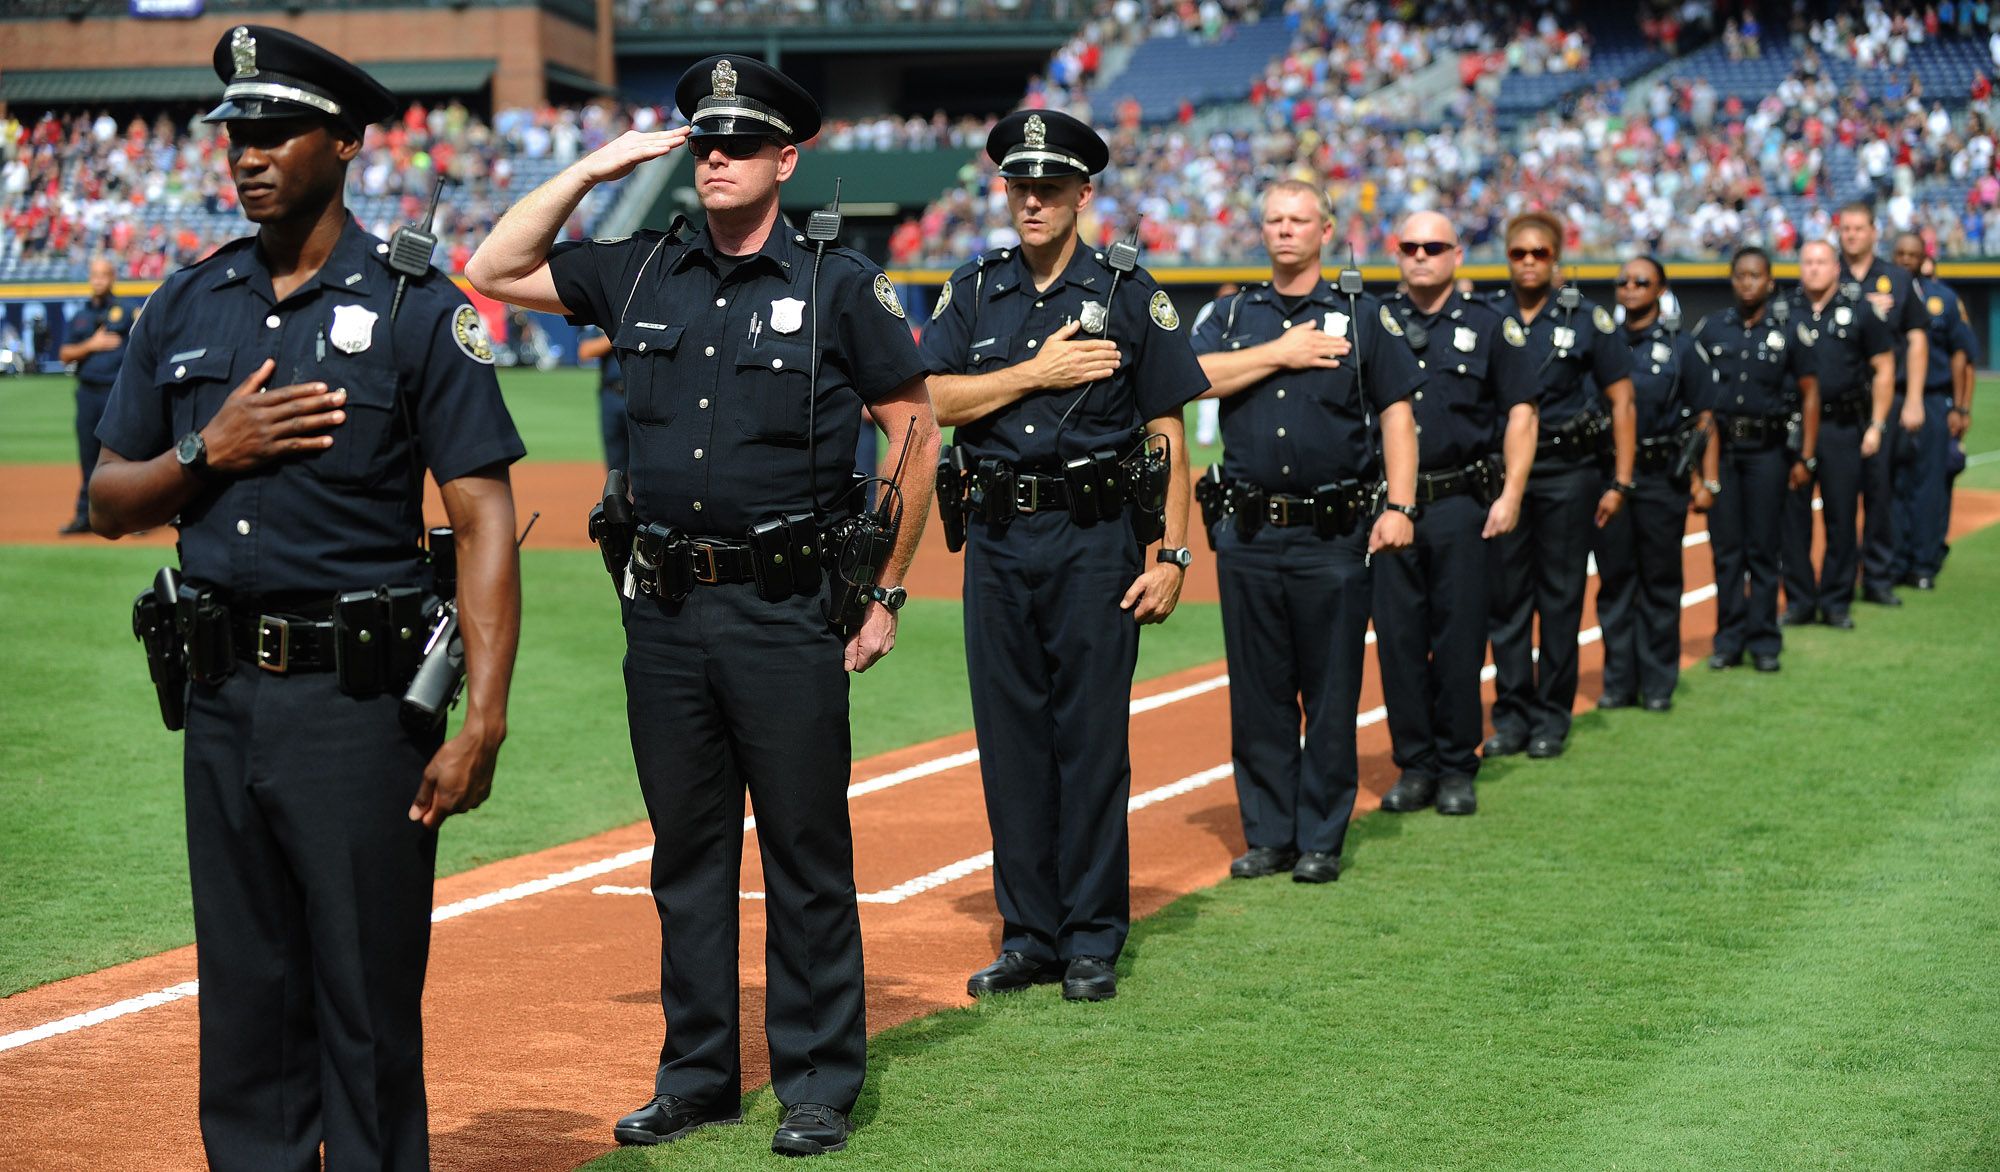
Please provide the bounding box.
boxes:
[57,255,129,534]
[1484,210,1636,760]
[1375,210,1539,817]
[1190,180,1419,881]
[1692,246,1820,672]
[1890,231,1969,590]
[87,27,525,1170]
[575,324,629,473]
[1781,240,1893,629]
[469,54,939,1157]
[923,110,1207,1002]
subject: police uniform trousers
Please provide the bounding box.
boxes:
[1859,402,1899,596]
[1488,452,1598,744]
[1373,491,1490,783]
[1591,470,1689,703]
[1215,520,1371,858]
[1891,390,1953,579]
[622,583,866,1114]
[599,387,629,474]
[963,508,1141,965]
[1782,417,1864,619]
[74,379,112,515]
[183,669,440,1172]
[1709,435,1790,658]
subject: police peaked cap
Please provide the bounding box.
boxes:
[202,25,398,130]
[676,55,821,144]
[987,109,1108,179]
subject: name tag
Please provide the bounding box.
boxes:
[168,348,207,363]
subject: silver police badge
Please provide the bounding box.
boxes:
[230,27,258,79]
[1454,325,1478,352]
[1551,326,1577,351]
[1079,299,1107,335]
[1834,306,1852,326]
[328,304,377,355]
[1024,114,1047,150]
[770,296,805,334]
[1325,311,1349,337]
[1652,341,1672,364]
[712,59,738,101]
[1767,330,1786,351]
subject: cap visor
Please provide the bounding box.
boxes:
[202,97,327,124]
[691,115,786,140]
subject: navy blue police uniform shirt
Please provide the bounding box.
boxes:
[68,296,133,386]
[1848,257,1927,379]
[1919,279,1969,393]
[583,325,625,393]
[549,221,925,533]
[1689,304,1816,419]
[1621,319,1705,438]
[1791,290,1891,406]
[1383,290,1539,472]
[919,244,1209,465]
[97,219,525,598]
[1490,288,1631,429]
[1189,282,1420,494]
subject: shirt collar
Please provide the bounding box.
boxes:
[206,218,382,302]
[1246,279,1337,310]
[988,243,1103,299]
[671,218,801,278]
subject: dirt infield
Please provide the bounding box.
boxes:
[3,474,1996,1171]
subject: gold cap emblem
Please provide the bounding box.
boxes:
[1024,114,1047,150]
[712,59,738,101]
[230,27,258,80]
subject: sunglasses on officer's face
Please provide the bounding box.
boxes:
[693,134,776,160]
[1615,276,1655,288]
[1398,240,1455,256]
[1508,247,1555,262]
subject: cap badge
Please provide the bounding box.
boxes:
[1024,114,1047,150]
[230,27,258,80]
[712,59,738,101]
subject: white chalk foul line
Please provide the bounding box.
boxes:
[0,982,200,1053]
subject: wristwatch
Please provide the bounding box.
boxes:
[1381,501,1421,521]
[1701,479,1722,494]
[1798,455,1819,472]
[1611,480,1637,497]
[175,430,216,481]
[1157,546,1193,570]
[867,584,908,612]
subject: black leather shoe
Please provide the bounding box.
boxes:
[1230,845,1300,878]
[1822,611,1855,630]
[1291,851,1340,884]
[1861,587,1903,607]
[1911,575,1936,591]
[772,1103,849,1157]
[1482,730,1527,757]
[1780,607,1816,627]
[1527,736,1564,759]
[1061,956,1117,1001]
[966,951,1059,997]
[1708,652,1741,670]
[58,514,91,536]
[1597,694,1637,710]
[1752,653,1781,672]
[1643,696,1673,712]
[613,1094,741,1146]
[1379,773,1438,812]
[1435,776,1477,815]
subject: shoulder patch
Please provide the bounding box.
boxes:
[451,304,494,365]
[1149,289,1180,331]
[1377,304,1404,337]
[874,273,906,319]
[1593,305,1615,334]
[1927,295,1944,316]
[930,276,953,322]
[1502,316,1527,348]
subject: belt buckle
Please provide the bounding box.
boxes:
[690,541,721,585]
[1269,497,1291,527]
[1015,477,1039,514]
[256,615,290,674]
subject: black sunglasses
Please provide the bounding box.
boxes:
[693,134,775,160]
[1508,246,1555,262]
[1614,276,1655,288]
[1398,240,1455,256]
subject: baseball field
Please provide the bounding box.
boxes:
[3,369,1998,1170]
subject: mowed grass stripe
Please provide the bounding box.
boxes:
[585,527,2000,1172]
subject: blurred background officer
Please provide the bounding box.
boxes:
[88,27,523,1170]
[574,324,628,473]
[56,255,128,534]
[468,55,937,1158]
[1891,232,1970,591]
[1485,211,1635,760]
[1834,203,1928,607]
[1782,241,1893,630]
[1594,256,1702,711]
[1923,253,1980,557]
[1692,246,1819,672]
[923,110,1205,1003]
[1190,180,1418,882]
[1375,211,1537,817]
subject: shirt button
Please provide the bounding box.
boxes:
[1457,364,1467,373]
[1415,424,1423,435]
[175,364,187,379]
[1417,359,1426,369]
[692,501,703,511]
[1282,319,1292,328]
[1024,424,1036,434]
[1027,339,1038,349]
[694,448,705,459]
[1276,427,1287,438]
[376,242,389,254]
[704,345,715,357]
[1281,465,1292,475]
[638,342,648,352]
[1414,391,1424,401]
[771,358,783,369]
[715,298,726,308]
[235,519,250,535]
[264,314,280,329]
[1034,300,1044,308]
[1276,389,1286,399]
[699,398,710,409]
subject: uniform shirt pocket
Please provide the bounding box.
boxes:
[615,320,685,424]
[968,334,1014,369]
[733,334,815,442]
[158,347,237,446]
[302,351,400,486]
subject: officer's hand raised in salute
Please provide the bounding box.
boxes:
[574,126,695,185]
[197,358,350,471]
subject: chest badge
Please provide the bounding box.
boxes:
[1766,330,1786,352]
[1652,341,1672,364]
[1454,325,1477,353]
[770,297,806,335]
[1834,306,1853,326]
[1079,299,1108,335]
[328,304,378,355]
[1326,310,1350,337]
[1551,326,1577,351]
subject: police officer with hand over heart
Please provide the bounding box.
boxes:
[469,54,939,1158]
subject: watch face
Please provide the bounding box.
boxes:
[177,431,204,465]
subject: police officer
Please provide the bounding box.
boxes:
[1692,246,1820,671]
[1891,231,1969,590]
[1375,210,1538,816]
[575,324,628,473]
[1781,240,1893,629]
[1594,256,1703,710]
[1834,203,1929,606]
[469,54,937,1158]
[87,27,524,1170]
[1484,211,1636,760]
[57,255,130,533]
[1190,181,1419,880]
[922,110,1206,1002]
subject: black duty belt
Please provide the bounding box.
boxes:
[663,536,760,585]
[229,600,338,674]
[1534,412,1605,462]
[1637,431,1689,472]
[1414,459,1491,503]
[1010,472,1073,514]
[1821,396,1870,425]
[1721,414,1787,446]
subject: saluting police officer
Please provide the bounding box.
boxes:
[1891,231,1970,590]
[1834,203,1929,606]
[1189,180,1418,880]
[1692,246,1820,671]
[922,110,1206,1002]
[575,324,629,473]
[469,56,938,1157]
[1781,240,1893,629]
[1375,210,1539,817]
[1485,211,1636,760]
[88,27,525,1170]
[1593,257,1704,710]
[57,255,130,534]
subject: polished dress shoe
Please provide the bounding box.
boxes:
[1291,851,1340,884]
[1861,586,1902,607]
[1779,607,1816,627]
[1526,736,1564,759]
[1752,653,1781,672]
[1911,575,1936,591]
[1434,776,1477,815]
[58,514,91,536]
[772,1103,849,1157]
[1230,845,1300,878]
[1482,730,1527,757]
[1822,611,1855,629]
[613,1094,741,1146]
[1643,696,1673,712]
[1379,773,1438,812]
[1061,955,1117,1001]
[1708,652,1741,670]
[1596,694,1637,710]
[966,951,1059,997]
